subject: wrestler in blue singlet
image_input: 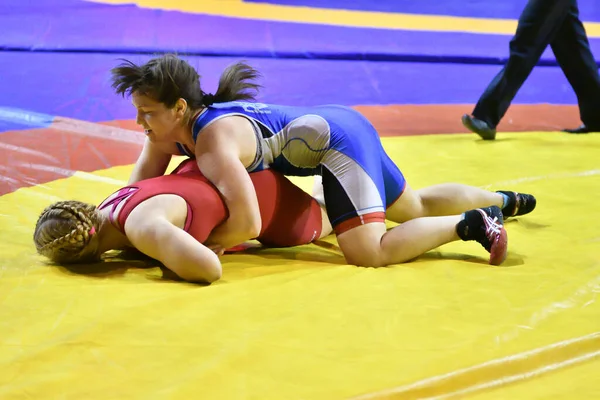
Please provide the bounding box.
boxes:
[178,101,406,234]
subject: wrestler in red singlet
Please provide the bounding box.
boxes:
[98,159,323,247]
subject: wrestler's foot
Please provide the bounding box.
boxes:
[456,206,508,266]
[497,190,537,218]
[462,114,496,140]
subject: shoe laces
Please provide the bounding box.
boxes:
[480,210,503,236]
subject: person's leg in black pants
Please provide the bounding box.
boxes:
[463,0,571,139]
[551,0,600,133]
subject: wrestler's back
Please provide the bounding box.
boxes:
[190,102,373,176]
[173,160,323,246]
[99,159,324,248]
[98,173,227,244]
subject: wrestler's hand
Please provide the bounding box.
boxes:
[206,219,253,252]
[207,244,225,256]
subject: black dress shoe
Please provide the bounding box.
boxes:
[461,114,496,140]
[563,124,599,134]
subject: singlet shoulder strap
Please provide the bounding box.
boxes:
[97,187,139,231]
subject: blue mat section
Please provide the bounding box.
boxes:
[244,0,600,22]
[0,51,578,129]
[1,0,600,66]
[0,0,591,131]
[0,107,54,133]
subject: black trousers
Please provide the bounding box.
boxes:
[472,0,600,129]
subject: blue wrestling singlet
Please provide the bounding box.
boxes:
[185,101,407,234]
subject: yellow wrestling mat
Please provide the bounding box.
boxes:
[1,132,599,399]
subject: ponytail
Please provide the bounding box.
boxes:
[111,55,262,109]
[208,62,262,105]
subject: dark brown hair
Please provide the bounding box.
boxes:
[110,54,262,108]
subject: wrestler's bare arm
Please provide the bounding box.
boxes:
[128,137,179,184]
[123,195,222,283]
[196,118,262,249]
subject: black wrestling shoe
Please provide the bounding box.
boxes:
[462,114,497,140]
[496,191,537,218]
[562,124,600,134]
[456,206,508,266]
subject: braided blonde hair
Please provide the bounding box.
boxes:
[33,200,103,263]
